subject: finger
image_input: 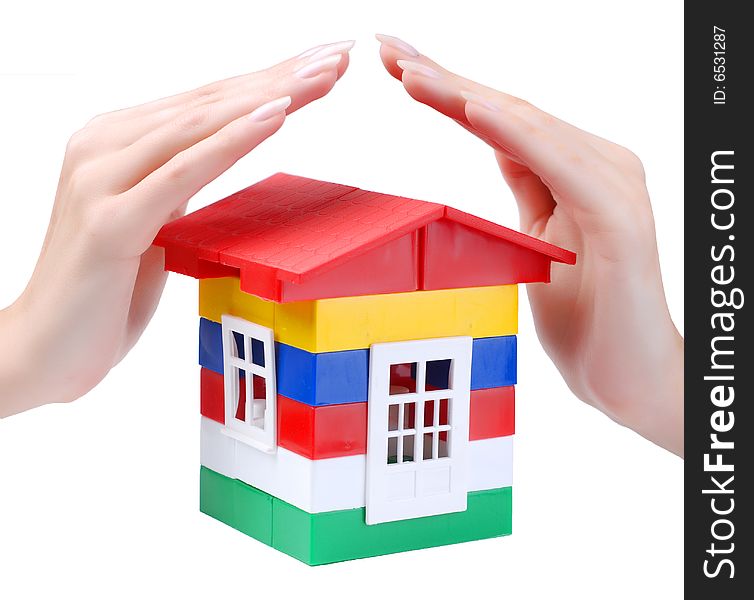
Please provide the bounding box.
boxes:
[376,36,617,216]
[455,115,556,233]
[376,35,615,156]
[119,98,289,252]
[108,51,348,193]
[118,245,170,361]
[140,40,353,129]
[377,35,507,121]
[103,40,353,124]
[462,99,615,217]
[495,153,557,234]
[91,40,353,151]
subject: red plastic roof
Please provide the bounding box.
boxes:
[154,173,576,286]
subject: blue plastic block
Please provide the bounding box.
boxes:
[199,318,224,375]
[199,318,368,406]
[199,318,515,405]
[276,343,369,406]
[470,336,517,389]
[426,335,517,390]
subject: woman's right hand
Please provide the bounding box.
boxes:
[375,34,683,456]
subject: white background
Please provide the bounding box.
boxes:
[0,1,683,598]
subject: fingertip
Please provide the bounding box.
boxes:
[463,98,502,133]
[378,44,405,81]
[335,51,351,81]
[400,72,467,122]
[248,96,292,122]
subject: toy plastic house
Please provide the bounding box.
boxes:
[154,173,576,565]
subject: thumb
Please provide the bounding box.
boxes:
[495,152,556,235]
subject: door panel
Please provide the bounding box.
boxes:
[366,337,472,525]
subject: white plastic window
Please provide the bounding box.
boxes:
[366,337,472,525]
[221,315,277,453]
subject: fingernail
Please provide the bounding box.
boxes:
[375,34,419,57]
[298,44,325,59]
[396,60,441,79]
[307,40,355,62]
[295,53,343,79]
[460,90,501,112]
[248,96,292,122]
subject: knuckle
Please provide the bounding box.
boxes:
[65,126,97,157]
[66,162,97,194]
[85,111,112,127]
[192,81,222,102]
[615,145,646,176]
[75,202,116,246]
[214,128,239,151]
[164,155,191,183]
[175,105,212,131]
[509,97,536,114]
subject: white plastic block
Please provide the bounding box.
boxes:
[200,417,365,513]
[468,435,513,491]
[200,416,513,515]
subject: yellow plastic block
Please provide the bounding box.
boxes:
[199,277,274,330]
[199,278,517,353]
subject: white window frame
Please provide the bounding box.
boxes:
[365,336,472,525]
[221,314,277,453]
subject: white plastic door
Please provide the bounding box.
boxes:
[365,336,472,525]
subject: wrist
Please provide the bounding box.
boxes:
[0,292,47,417]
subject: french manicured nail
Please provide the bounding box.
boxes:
[396,60,441,79]
[375,34,419,57]
[298,43,325,59]
[460,90,501,112]
[307,40,355,62]
[295,53,343,78]
[248,96,291,122]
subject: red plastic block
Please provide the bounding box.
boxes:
[274,387,513,460]
[203,363,513,454]
[277,395,367,459]
[469,386,515,440]
[423,219,553,289]
[202,368,269,424]
[201,368,225,424]
[154,173,576,301]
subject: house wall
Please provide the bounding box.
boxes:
[200,416,512,514]
[199,276,518,352]
[196,277,516,518]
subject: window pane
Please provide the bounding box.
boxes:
[250,337,265,367]
[403,435,415,462]
[424,400,436,427]
[438,433,449,458]
[387,436,398,464]
[252,373,266,399]
[234,367,246,422]
[403,402,416,429]
[439,398,449,426]
[423,433,434,460]
[388,405,399,431]
[231,331,245,359]
[426,359,451,390]
[251,374,266,426]
[389,363,416,394]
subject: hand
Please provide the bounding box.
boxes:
[0,40,354,417]
[375,35,683,456]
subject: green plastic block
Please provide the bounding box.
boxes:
[199,467,512,565]
[272,487,512,565]
[199,466,273,545]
